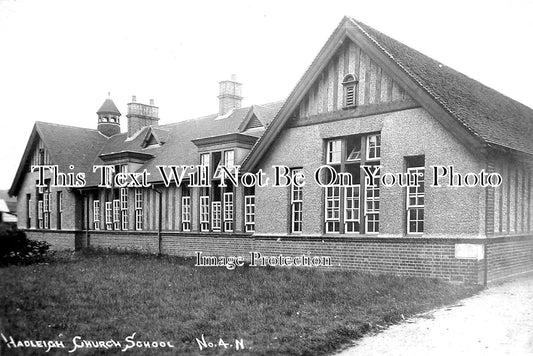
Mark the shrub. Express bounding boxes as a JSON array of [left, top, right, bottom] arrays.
[[0, 227, 50, 266]]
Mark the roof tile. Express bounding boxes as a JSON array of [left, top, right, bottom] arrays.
[[350, 17, 533, 154]]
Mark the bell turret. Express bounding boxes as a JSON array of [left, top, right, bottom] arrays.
[[97, 94, 121, 137]]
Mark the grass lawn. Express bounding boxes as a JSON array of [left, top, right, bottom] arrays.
[[0, 250, 482, 355]]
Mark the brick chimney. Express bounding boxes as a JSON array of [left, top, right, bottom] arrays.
[[126, 96, 159, 137], [218, 74, 242, 115]]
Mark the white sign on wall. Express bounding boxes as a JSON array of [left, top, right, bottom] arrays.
[[455, 244, 485, 260]]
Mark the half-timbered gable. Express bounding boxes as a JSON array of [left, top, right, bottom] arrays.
[[292, 38, 415, 125]]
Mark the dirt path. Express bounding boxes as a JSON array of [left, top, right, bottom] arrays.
[[335, 275, 533, 356]]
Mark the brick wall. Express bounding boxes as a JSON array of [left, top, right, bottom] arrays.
[[26, 230, 78, 250], [81, 231, 485, 284], [27, 229, 533, 284], [486, 235, 533, 283], [89, 231, 159, 253], [252, 237, 483, 283]]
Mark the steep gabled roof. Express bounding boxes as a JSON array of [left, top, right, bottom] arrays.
[[351, 18, 533, 155], [242, 17, 533, 171], [36, 122, 107, 169], [8, 122, 107, 196], [149, 127, 170, 145], [238, 101, 284, 132]]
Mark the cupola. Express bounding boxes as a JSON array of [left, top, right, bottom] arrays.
[[97, 94, 121, 137]]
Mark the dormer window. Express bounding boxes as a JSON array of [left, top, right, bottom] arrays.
[[145, 134, 159, 147], [342, 74, 358, 108], [200, 153, 210, 167], [366, 134, 381, 161], [224, 150, 234, 167], [326, 140, 341, 164], [141, 127, 168, 148], [200, 153, 210, 180], [213, 150, 235, 179]]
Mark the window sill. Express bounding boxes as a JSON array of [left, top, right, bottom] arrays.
[[342, 105, 358, 110]]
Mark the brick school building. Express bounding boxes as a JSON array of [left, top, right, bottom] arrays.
[[9, 17, 533, 284]]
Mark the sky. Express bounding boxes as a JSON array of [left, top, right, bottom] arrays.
[[1, 0, 532, 190]]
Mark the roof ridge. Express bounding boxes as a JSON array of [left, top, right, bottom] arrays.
[[35, 121, 100, 132], [159, 101, 284, 128], [253, 100, 286, 109]]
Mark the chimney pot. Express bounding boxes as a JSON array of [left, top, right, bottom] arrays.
[[150, 99, 155, 106], [132, 95, 137, 102]]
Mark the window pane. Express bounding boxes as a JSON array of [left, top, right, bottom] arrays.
[[327, 140, 341, 164], [366, 134, 381, 160], [291, 168, 303, 233], [365, 164, 380, 233], [406, 167, 424, 234], [224, 151, 234, 167], [200, 153, 210, 167]]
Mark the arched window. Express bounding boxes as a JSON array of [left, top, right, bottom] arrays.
[[342, 74, 358, 108]]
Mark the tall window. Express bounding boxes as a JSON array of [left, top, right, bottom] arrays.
[[182, 186, 191, 231], [38, 201, 43, 229], [200, 195, 210, 232], [105, 202, 113, 230], [135, 189, 143, 231], [223, 192, 233, 232], [182, 197, 191, 231], [113, 199, 121, 230], [93, 200, 100, 230], [365, 167, 380, 234], [344, 186, 360, 233], [324, 133, 379, 234], [244, 186, 255, 232], [37, 180, 51, 230], [325, 185, 340, 233], [43, 192, 50, 229], [364, 134, 380, 233], [26, 194, 32, 229], [120, 188, 128, 230], [342, 74, 358, 108], [203, 150, 235, 233], [212, 201, 221, 232], [199, 155, 211, 232], [290, 168, 303, 233], [406, 156, 425, 234], [57, 191, 63, 230]]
